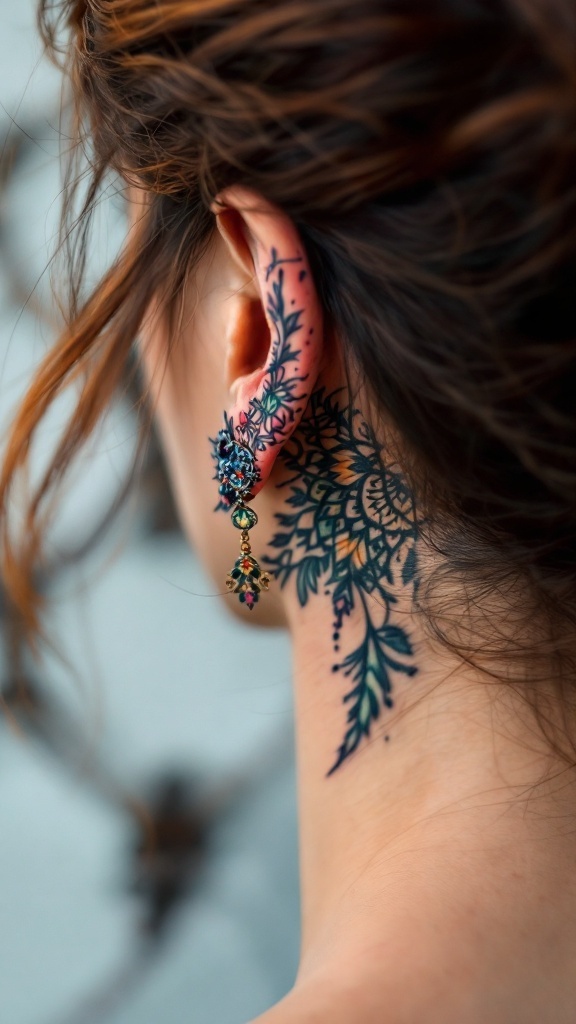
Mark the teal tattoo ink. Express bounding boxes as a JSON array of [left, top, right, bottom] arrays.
[[265, 388, 419, 774]]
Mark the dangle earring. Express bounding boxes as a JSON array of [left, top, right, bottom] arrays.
[[214, 423, 271, 610]]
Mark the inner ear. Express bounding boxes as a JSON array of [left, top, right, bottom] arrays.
[[217, 207, 256, 277], [226, 296, 270, 388]]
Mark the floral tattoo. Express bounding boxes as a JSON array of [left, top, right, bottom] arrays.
[[211, 252, 309, 509], [210, 248, 419, 771], [264, 389, 419, 775]]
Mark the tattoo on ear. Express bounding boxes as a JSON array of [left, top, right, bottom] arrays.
[[264, 246, 304, 282], [264, 389, 419, 775], [211, 249, 309, 508]]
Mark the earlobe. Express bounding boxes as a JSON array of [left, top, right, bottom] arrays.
[[213, 187, 324, 499]]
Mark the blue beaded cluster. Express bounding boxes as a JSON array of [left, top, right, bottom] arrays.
[[215, 428, 258, 506]]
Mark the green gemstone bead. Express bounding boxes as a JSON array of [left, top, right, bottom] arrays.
[[231, 505, 258, 531]]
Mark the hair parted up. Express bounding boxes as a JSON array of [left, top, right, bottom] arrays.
[[1, 0, 575, 702]]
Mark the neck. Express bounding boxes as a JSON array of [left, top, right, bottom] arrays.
[[291, 608, 564, 937], [287, 598, 576, 1022], [262, 385, 576, 1011]]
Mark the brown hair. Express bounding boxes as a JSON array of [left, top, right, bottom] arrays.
[[2, 1, 575, 698]]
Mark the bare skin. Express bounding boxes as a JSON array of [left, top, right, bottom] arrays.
[[135, 187, 576, 1023]]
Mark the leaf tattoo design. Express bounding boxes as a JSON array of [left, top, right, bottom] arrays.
[[211, 253, 309, 509], [264, 246, 304, 282], [264, 389, 419, 774]]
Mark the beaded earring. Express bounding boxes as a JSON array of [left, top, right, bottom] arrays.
[[214, 425, 271, 610]]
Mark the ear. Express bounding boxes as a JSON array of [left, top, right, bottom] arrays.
[[211, 185, 323, 502]]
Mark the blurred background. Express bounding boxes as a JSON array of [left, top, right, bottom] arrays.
[[0, 4, 299, 1023]]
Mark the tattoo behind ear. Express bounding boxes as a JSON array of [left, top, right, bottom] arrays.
[[211, 250, 309, 485], [264, 389, 419, 775]]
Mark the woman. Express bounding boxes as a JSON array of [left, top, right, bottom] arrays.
[[2, 1, 576, 1020]]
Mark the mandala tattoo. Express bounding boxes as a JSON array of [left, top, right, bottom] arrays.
[[264, 389, 419, 775], [211, 251, 309, 510], [210, 247, 418, 768]]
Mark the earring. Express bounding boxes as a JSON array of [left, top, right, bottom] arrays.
[[214, 423, 271, 610]]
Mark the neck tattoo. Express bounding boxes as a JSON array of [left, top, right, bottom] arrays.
[[264, 388, 419, 775]]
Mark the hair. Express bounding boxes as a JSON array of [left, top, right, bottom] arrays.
[[1, 0, 575, 722]]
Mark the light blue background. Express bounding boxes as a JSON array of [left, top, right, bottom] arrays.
[[0, 5, 299, 1022]]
